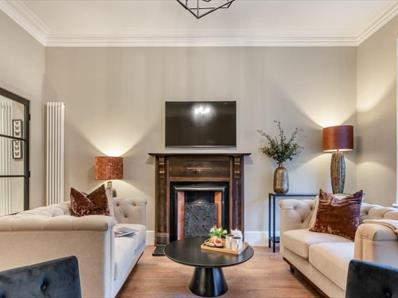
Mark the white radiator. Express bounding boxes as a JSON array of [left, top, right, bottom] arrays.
[[46, 102, 65, 205], [0, 98, 12, 216]]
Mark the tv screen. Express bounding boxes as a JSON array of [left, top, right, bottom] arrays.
[[165, 101, 236, 147]]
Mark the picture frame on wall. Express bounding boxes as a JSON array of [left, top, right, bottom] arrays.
[[12, 119, 23, 138], [12, 140, 23, 160]]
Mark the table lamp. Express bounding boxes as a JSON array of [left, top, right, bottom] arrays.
[[322, 125, 354, 194], [95, 156, 123, 198]]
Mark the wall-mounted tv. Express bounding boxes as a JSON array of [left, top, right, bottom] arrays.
[[165, 101, 236, 148]]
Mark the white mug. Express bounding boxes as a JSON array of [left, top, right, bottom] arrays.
[[231, 236, 243, 251], [225, 234, 233, 249]]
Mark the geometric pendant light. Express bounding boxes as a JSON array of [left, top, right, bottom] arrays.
[[177, 0, 236, 19]]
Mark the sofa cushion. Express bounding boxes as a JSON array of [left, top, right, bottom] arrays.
[[70, 185, 110, 217], [309, 242, 354, 290], [309, 193, 357, 229], [283, 229, 351, 259], [113, 224, 146, 282], [310, 190, 363, 240]]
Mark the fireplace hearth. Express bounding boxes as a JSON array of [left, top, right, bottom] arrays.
[[149, 153, 250, 256]]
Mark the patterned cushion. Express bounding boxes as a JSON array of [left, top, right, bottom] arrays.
[[70, 185, 110, 217], [310, 189, 363, 240]]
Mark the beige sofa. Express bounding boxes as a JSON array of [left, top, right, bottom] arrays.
[[280, 199, 398, 298], [0, 197, 147, 298]]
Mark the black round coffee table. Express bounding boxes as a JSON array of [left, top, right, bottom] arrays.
[[164, 237, 254, 297]]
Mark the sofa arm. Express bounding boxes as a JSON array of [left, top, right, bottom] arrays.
[[355, 223, 398, 267], [113, 197, 147, 225], [0, 216, 114, 297], [279, 199, 315, 255], [0, 214, 115, 231]]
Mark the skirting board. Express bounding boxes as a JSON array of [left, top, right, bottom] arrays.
[[145, 230, 280, 247]]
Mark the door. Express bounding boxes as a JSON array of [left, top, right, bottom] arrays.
[[0, 87, 30, 215]]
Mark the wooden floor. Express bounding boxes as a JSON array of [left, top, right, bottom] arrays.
[[118, 246, 319, 298]]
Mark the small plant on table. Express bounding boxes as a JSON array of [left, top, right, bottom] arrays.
[[205, 226, 227, 247]]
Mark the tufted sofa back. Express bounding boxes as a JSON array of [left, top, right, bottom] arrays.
[[20, 202, 71, 217], [113, 197, 147, 225], [16, 198, 147, 226], [360, 203, 398, 221], [279, 199, 398, 233]]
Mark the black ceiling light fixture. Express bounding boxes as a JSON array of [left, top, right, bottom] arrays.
[[177, 0, 236, 19]]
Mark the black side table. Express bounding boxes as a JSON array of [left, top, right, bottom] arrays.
[[268, 193, 317, 253]]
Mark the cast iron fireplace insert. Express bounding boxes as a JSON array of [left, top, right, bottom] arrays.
[[169, 183, 229, 242]]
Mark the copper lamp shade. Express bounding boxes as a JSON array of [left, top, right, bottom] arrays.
[[323, 125, 354, 152], [95, 156, 123, 180]]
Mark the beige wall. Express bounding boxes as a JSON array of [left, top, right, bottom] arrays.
[[2, 6, 397, 229], [45, 47, 357, 231], [0, 11, 45, 209], [357, 16, 398, 206]]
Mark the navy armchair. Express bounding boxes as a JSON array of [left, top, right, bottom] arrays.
[[346, 260, 398, 298], [0, 256, 81, 298]]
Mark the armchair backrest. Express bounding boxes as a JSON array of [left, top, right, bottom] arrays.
[[0, 256, 81, 298], [346, 260, 398, 298]]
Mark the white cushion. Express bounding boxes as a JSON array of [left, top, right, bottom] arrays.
[[283, 229, 351, 259], [309, 242, 354, 289], [113, 224, 146, 282]]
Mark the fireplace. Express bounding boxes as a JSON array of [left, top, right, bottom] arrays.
[[149, 153, 250, 255], [170, 183, 228, 241]]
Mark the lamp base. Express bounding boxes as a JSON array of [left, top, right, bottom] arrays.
[[331, 152, 345, 194], [106, 181, 117, 198]]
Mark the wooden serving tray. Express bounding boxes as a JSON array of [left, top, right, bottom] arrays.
[[200, 242, 248, 255]]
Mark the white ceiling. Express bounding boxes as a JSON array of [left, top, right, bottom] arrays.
[[1, 0, 398, 47]]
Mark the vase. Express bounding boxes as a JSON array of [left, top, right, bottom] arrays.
[[273, 165, 289, 194]]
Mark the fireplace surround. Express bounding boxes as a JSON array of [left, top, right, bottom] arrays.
[[149, 153, 250, 255]]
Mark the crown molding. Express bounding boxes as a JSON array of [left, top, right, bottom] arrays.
[[0, 0, 49, 45], [45, 33, 358, 47], [1, 1, 398, 47], [357, 2, 398, 45]]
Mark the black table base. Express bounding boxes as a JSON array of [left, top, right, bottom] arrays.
[[152, 245, 166, 256], [189, 267, 228, 297], [164, 238, 253, 297]]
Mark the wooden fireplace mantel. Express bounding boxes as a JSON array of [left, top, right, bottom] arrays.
[[149, 152, 251, 249], [149, 152, 251, 157]]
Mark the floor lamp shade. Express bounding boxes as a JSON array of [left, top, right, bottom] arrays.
[[322, 125, 354, 194], [95, 157, 123, 180], [323, 125, 354, 152]]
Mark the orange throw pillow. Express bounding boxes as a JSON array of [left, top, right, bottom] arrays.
[[310, 189, 363, 240], [70, 185, 110, 217]]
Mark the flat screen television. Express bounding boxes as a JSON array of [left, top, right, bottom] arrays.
[[165, 101, 236, 147]]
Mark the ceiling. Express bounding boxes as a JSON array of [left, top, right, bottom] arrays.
[[1, 0, 398, 47]]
